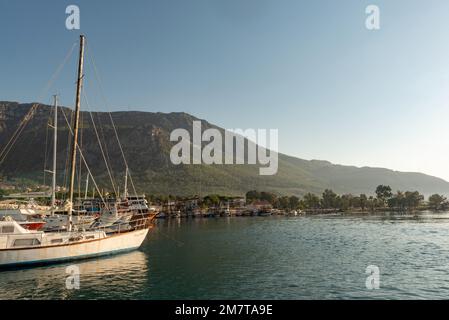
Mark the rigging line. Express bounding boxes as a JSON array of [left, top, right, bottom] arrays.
[[0, 104, 37, 161], [41, 42, 78, 103], [77, 111, 83, 199], [82, 92, 118, 196], [0, 42, 78, 167], [43, 96, 57, 186], [0, 104, 38, 166], [87, 44, 138, 197], [60, 107, 105, 205], [95, 110, 116, 190], [126, 167, 138, 198], [83, 42, 117, 189], [43, 103, 52, 186], [61, 108, 74, 200], [0, 107, 28, 160], [85, 40, 138, 197]]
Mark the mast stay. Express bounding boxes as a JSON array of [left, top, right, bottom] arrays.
[[67, 35, 85, 231]]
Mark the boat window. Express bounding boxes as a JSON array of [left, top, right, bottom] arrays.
[[13, 238, 41, 247], [85, 235, 95, 240], [51, 238, 63, 244], [0, 226, 15, 234]]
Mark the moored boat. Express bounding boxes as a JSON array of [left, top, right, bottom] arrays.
[[0, 35, 154, 268], [17, 221, 46, 231], [42, 211, 97, 232], [258, 210, 272, 217], [0, 218, 151, 267], [155, 211, 167, 219]]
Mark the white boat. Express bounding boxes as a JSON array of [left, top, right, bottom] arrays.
[[127, 195, 149, 213], [191, 209, 202, 218], [0, 207, 47, 230], [42, 211, 97, 232], [0, 199, 50, 217], [258, 209, 273, 216], [221, 202, 231, 216], [0, 219, 150, 267], [0, 208, 41, 222], [156, 211, 167, 219], [90, 203, 133, 232], [288, 210, 300, 216], [0, 35, 153, 268], [171, 210, 181, 218]]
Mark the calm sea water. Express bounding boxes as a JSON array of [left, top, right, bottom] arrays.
[[2, 212, 449, 300]]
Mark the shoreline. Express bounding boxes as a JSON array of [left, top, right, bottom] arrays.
[[154, 207, 446, 220]]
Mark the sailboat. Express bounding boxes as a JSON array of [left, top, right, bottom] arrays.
[[35, 95, 97, 232], [0, 35, 154, 268]]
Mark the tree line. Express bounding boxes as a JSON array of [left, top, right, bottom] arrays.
[[2, 184, 448, 212], [245, 185, 449, 212]]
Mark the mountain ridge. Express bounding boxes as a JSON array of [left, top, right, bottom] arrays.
[[1, 101, 448, 197]]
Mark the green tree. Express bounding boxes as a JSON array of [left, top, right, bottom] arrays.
[[204, 194, 220, 206], [321, 189, 338, 209], [278, 196, 290, 210], [246, 190, 261, 203], [359, 194, 368, 211], [303, 193, 320, 209], [260, 191, 277, 205], [428, 194, 447, 210], [340, 194, 353, 211], [350, 195, 360, 208], [288, 196, 300, 210], [404, 191, 424, 210], [388, 191, 406, 210], [367, 196, 376, 211], [375, 185, 393, 205]]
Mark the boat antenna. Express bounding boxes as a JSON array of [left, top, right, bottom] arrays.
[[51, 95, 58, 215], [68, 34, 85, 231], [84, 172, 89, 200], [124, 166, 128, 199]]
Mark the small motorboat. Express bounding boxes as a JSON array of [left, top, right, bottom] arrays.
[[258, 210, 272, 217], [155, 211, 167, 219]]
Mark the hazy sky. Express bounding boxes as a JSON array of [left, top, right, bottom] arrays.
[[1, 0, 449, 181]]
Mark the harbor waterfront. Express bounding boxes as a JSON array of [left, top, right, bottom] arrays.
[[2, 212, 449, 300]]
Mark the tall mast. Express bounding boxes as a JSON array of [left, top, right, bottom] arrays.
[[51, 95, 58, 216], [68, 34, 85, 231]]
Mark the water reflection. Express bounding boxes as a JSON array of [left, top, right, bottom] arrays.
[[4, 212, 449, 299], [0, 250, 149, 300]]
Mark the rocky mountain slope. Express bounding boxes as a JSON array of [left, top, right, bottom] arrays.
[[1, 101, 448, 197]]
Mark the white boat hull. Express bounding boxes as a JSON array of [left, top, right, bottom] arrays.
[[0, 228, 149, 268]]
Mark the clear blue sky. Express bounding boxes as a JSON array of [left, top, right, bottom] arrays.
[[2, 0, 449, 181]]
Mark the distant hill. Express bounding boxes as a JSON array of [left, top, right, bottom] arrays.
[[1, 101, 449, 197]]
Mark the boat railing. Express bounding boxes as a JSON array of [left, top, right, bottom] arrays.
[[1, 217, 154, 249], [86, 216, 153, 235]]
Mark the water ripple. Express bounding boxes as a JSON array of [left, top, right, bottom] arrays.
[[2, 212, 449, 299]]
